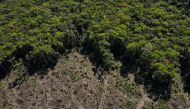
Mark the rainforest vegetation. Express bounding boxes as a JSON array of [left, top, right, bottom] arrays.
[[0, 0, 190, 98]]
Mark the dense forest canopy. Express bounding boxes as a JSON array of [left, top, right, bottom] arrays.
[[0, 0, 190, 96]]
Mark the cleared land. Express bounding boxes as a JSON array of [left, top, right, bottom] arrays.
[[0, 51, 189, 109]]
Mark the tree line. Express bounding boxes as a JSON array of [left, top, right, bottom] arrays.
[[0, 0, 190, 97]]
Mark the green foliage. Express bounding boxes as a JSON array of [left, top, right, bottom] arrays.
[[1, 0, 190, 94]]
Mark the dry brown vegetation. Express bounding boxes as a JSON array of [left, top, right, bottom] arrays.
[[0, 51, 189, 109]]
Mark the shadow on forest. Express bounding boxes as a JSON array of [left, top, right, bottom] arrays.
[[180, 69, 190, 93], [179, 53, 190, 93], [120, 63, 171, 100], [0, 58, 58, 80], [24, 55, 59, 75], [81, 46, 171, 100], [0, 61, 11, 79], [111, 44, 172, 100], [0, 45, 63, 80], [182, 74, 190, 93], [134, 71, 172, 100]]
